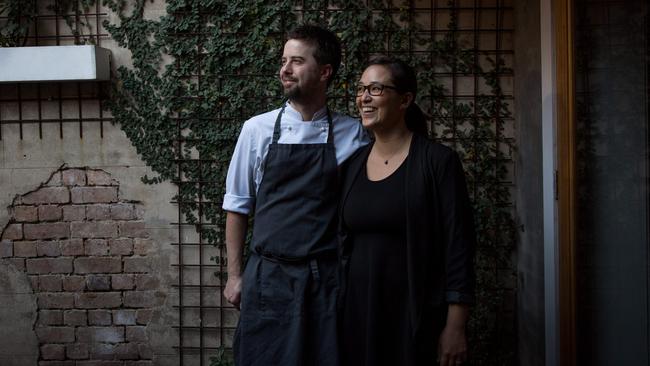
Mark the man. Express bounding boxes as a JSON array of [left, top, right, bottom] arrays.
[[221, 25, 368, 366]]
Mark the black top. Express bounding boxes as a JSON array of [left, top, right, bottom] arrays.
[[341, 160, 412, 366], [338, 134, 476, 342]]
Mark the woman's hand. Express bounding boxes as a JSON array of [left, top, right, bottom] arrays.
[[437, 303, 469, 366]]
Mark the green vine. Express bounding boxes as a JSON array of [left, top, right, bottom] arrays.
[[0, 0, 37, 46], [0, 0, 98, 46], [0, 0, 516, 364]]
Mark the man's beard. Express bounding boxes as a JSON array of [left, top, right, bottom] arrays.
[[283, 83, 304, 100]]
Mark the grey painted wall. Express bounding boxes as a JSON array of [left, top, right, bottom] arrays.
[[514, 0, 546, 365]]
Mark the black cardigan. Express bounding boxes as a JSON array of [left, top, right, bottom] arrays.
[[339, 133, 476, 336]]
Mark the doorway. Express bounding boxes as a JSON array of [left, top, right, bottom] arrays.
[[569, 0, 650, 364]]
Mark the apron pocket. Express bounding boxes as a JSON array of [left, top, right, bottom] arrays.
[[259, 259, 308, 319]]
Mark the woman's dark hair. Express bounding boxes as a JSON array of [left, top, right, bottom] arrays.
[[287, 24, 342, 87], [366, 55, 428, 135]]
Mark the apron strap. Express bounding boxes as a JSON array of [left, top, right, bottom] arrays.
[[271, 101, 335, 144], [272, 102, 287, 143], [325, 107, 334, 144]]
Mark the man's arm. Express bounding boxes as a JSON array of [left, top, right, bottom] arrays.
[[223, 211, 248, 310]]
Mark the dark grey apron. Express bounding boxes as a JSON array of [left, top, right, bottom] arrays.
[[234, 103, 340, 366]]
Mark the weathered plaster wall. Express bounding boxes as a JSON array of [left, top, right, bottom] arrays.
[[0, 120, 180, 366], [0, 0, 187, 364]]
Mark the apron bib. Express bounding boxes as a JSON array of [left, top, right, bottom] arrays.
[[234, 103, 340, 366]]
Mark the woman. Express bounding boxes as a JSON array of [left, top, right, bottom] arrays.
[[339, 56, 476, 366]]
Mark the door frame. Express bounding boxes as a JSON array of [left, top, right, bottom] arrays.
[[554, 0, 577, 364]]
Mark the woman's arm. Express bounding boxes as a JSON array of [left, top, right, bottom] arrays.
[[438, 303, 470, 366]]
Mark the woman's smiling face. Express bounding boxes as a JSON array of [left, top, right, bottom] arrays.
[[356, 65, 409, 132]]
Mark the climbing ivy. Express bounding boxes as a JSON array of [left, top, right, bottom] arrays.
[[0, 0, 37, 46], [0, 0, 516, 364]]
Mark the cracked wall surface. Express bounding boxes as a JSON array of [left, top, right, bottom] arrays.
[[0, 167, 175, 366]]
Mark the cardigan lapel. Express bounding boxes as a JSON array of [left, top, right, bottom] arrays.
[[339, 142, 372, 219]]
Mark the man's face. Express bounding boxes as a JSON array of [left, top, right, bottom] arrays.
[[279, 39, 326, 101]]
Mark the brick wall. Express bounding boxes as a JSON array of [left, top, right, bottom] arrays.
[[0, 167, 162, 366]]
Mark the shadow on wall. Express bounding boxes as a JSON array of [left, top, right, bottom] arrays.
[[0, 166, 163, 365]]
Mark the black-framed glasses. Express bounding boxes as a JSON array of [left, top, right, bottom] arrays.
[[355, 83, 399, 96]]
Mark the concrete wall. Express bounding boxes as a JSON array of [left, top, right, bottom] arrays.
[[0, 121, 180, 366], [0, 1, 232, 364], [514, 0, 546, 365], [0, 2, 182, 363]]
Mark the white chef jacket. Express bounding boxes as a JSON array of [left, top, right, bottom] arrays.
[[222, 102, 369, 215]]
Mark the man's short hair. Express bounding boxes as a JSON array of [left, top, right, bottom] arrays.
[[287, 24, 342, 86]]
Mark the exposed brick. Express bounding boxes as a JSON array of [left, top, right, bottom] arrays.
[[45, 171, 62, 187], [39, 275, 63, 292], [35, 326, 75, 343], [3, 223, 23, 240], [89, 342, 117, 360], [71, 222, 117, 239], [88, 309, 112, 325], [135, 309, 153, 325], [38, 205, 63, 221], [84, 239, 109, 256], [124, 291, 163, 308], [86, 204, 111, 220], [110, 203, 135, 220], [38, 310, 63, 325], [133, 238, 152, 255], [62, 205, 86, 221], [74, 257, 121, 274], [109, 238, 133, 255], [75, 292, 122, 309], [62, 169, 87, 186], [0, 239, 12, 257], [63, 275, 86, 291], [134, 206, 145, 220], [64, 310, 87, 326], [135, 274, 159, 290], [123, 257, 151, 273], [21, 187, 70, 205], [29, 275, 39, 289], [86, 275, 111, 291], [14, 240, 37, 257], [37, 293, 74, 309], [76, 326, 125, 343], [115, 342, 139, 360], [118, 221, 148, 238], [14, 205, 38, 222], [37, 241, 62, 257], [8, 257, 25, 270], [86, 170, 115, 186], [60, 239, 84, 256], [137, 345, 153, 360], [127, 361, 154, 366], [71, 187, 118, 204], [39, 361, 75, 366], [77, 361, 122, 366], [111, 274, 134, 290], [24, 222, 69, 240], [125, 326, 147, 342], [66, 342, 89, 359], [27, 257, 73, 274], [113, 309, 137, 325], [41, 344, 66, 360]]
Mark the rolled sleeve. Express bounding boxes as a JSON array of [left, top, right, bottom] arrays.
[[222, 193, 255, 215], [445, 290, 475, 304]]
